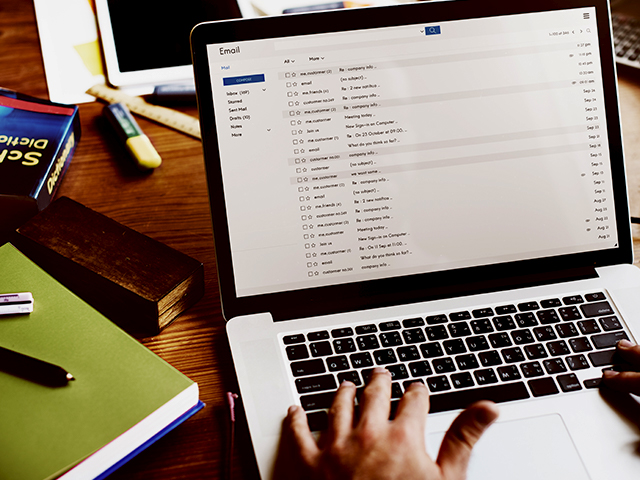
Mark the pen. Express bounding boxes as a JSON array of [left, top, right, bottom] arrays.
[[103, 102, 162, 170], [0, 345, 75, 387]]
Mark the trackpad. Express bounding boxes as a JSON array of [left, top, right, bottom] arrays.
[[427, 414, 590, 480]]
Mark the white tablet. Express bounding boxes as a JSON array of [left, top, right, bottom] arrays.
[[94, 0, 246, 94]]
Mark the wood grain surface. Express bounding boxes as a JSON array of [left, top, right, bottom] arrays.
[[4, 1, 640, 479]]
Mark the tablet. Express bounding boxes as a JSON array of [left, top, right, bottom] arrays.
[[95, 0, 244, 93]]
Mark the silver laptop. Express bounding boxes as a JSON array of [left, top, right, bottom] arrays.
[[191, 1, 640, 478]]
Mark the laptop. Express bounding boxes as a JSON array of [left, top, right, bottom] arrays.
[[190, 0, 640, 478]]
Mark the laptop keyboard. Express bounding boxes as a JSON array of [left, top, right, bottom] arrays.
[[280, 291, 629, 431]]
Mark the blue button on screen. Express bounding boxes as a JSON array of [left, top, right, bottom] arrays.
[[425, 26, 441, 35], [223, 74, 266, 86]]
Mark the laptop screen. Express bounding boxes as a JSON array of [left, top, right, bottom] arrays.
[[192, 0, 630, 319]]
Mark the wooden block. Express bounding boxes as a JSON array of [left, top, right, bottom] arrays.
[[12, 196, 204, 337]]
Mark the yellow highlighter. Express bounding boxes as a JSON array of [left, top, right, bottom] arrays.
[[103, 102, 162, 170]]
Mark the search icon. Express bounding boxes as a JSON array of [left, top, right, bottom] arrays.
[[586, 28, 591, 33], [425, 25, 441, 36]]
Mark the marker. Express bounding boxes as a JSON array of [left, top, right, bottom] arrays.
[[150, 84, 197, 104], [0, 292, 33, 315], [103, 102, 162, 170], [0, 345, 74, 387]]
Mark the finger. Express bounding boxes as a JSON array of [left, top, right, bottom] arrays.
[[327, 381, 357, 442], [286, 405, 321, 465], [602, 369, 640, 395], [613, 340, 640, 371], [358, 367, 392, 430], [437, 401, 499, 480], [393, 381, 430, 431]]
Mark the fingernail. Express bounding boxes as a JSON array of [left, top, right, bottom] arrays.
[[340, 380, 355, 388], [618, 339, 634, 348], [603, 369, 620, 379], [288, 405, 298, 415], [406, 380, 426, 389], [373, 367, 390, 375]]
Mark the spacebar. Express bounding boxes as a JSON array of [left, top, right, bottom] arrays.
[[429, 382, 530, 414]]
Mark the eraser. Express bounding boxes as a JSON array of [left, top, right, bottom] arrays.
[[0, 292, 34, 315]]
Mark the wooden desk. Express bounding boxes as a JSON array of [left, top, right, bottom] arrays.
[[4, 1, 640, 479]]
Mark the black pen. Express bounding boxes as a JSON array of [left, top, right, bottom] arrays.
[[0, 345, 75, 387]]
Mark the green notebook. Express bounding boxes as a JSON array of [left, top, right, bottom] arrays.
[[0, 243, 200, 480]]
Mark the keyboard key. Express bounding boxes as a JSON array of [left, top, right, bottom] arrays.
[[391, 382, 404, 399], [511, 329, 535, 345], [356, 324, 377, 334], [455, 354, 479, 370], [489, 332, 512, 348], [310, 341, 333, 357], [589, 349, 616, 367], [291, 359, 326, 377], [333, 338, 356, 354], [559, 307, 581, 321], [524, 344, 548, 360], [493, 315, 516, 331], [591, 331, 629, 349], [540, 298, 562, 308], [578, 320, 601, 335], [502, 347, 525, 363], [528, 377, 559, 397], [543, 358, 567, 374], [533, 326, 557, 342], [420, 342, 444, 358], [518, 302, 540, 311], [580, 301, 614, 318], [350, 352, 374, 368], [449, 311, 471, 322], [331, 327, 354, 338], [403, 317, 425, 328], [474, 368, 498, 385], [428, 381, 530, 413], [337, 370, 362, 386], [357, 334, 380, 350], [451, 372, 475, 389], [301, 391, 335, 410], [306, 411, 329, 431], [515, 312, 538, 328], [566, 354, 589, 370], [585, 292, 606, 302], [479, 350, 502, 367], [426, 314, 448, 325], [402, 328, 426, 344], [521, 361, 544, 378], [397, 345, 420, 361], [444, 339, 467, 355], [562, 295, 584, 305], [557, 373, 582, 392], [556, 323, 579, 338], [497, 365, 521, 381], [427, 375, 451, 392], [283, 334, 305, 344], [408, 360, 433, 377], [472, 308, 494, 318], [466, 335, 490, 351], [386, 364, 409, 381], [380, 331, 403, 347], [448, 322, 471, 338], [326, 355, 350, 372], [426, 325, 449, 341], [537, 309, 560, 325], [584, 378, 601, 389], [471, 319, 494, 334], [600, 316, 622, 331], [296, 374, 336, 393], [287, 344, 309, 360], [546, 340, 570, 356], [374, 348, 397, 365], [379, 321, 401, 331], [569, 337, 593, 353], [495, 305, 517, 314], [307, 331, 330, 341], [432, 357, 456, 373]]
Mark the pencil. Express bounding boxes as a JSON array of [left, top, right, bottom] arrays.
[[0, 345, 74, 387]]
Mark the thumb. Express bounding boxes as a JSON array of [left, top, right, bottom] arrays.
[[436, 401, 499, 480]]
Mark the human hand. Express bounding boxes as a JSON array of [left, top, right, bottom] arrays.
[[274, 367, 499, 480], [602, 339, 640, 395]]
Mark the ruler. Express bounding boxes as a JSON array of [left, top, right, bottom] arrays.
[[86, 84, 201, 140]]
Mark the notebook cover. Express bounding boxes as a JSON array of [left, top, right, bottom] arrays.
[[0, 243, 198, 480]]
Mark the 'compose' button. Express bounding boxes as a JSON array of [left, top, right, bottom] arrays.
[[223, 74, 266, 86]]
